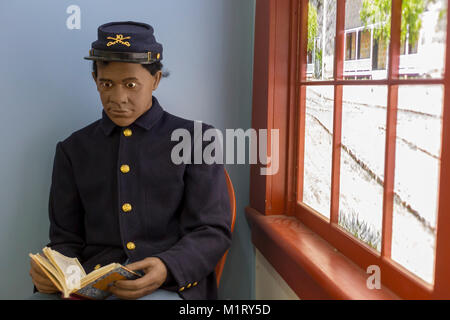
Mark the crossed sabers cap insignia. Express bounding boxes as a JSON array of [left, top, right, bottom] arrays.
[[107, 34, 131, 47]]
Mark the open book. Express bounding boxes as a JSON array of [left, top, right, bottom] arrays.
[[29, 247, 141, 300]]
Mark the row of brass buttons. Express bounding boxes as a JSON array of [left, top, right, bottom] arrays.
[[179, 281, 198, 292], [123, 128, 136, 252], [121, 128, 196, 290]]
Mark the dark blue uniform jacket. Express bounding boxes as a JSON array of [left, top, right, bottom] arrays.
[[46, 96, 232, 299]]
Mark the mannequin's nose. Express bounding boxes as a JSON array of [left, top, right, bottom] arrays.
[[110, 85, 128, 105]]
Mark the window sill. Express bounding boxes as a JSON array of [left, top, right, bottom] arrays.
[[246, 207, 400, 300]]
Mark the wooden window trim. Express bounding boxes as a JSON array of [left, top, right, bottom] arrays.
[[248, 0, 450, 299]]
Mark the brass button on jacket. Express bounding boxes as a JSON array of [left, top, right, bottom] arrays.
[[120, 165, 130, 174], [123, 128, 133, 137], [126, 242, 136, 250], [122, 203, 132, 213]]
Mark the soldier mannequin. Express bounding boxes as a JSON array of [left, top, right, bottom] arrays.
[[28, 21, 231, 300]]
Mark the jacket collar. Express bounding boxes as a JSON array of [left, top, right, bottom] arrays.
[[100, 96, 164, 136]]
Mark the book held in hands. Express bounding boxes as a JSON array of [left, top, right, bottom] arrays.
[[29, 247, 141, 300]]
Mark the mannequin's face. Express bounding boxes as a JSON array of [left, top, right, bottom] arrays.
[[92, 61, 162, 127]]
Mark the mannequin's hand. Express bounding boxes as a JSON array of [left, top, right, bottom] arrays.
[[29, 258, 59, 294], [108, 257, 168, 300]]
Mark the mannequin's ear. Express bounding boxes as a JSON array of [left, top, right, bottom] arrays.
[[152, 71, 162, 90]]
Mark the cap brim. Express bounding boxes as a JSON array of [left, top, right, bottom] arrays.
[[83, 56, 158, 65]]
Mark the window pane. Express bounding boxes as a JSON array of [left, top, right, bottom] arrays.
[[358, 29, 371, 59], [399, 0, 447, 79], [345, 32, 357, 60], [307, 0, 336, 81], [391, 85, 443, 284], [303, 86, 334, 218], [338, 86, 388, 251], [345, 0, 391, 80]]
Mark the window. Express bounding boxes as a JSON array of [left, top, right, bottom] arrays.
[[345, 31, 357, 60], [307, 0, 336, 81], [358, 29, 371, 59], [296, 0, 449, 298], [372, 34, 389, 71], [303, 86, 334, 217]]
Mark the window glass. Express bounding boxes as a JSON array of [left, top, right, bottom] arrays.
[[303, 86, 335, 218], [345, 0, 391, 79], [307, 0, 337, 81], [338, 86, 387, 251], [399, 0, 447, 79], [391, 85, 444, 284]]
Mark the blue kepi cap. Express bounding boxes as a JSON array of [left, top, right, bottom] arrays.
[[84, 21, 163, 64]]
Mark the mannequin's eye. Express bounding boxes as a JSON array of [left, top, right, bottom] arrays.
[[126, 82, 137, 89], [101, 82, 112, 88]]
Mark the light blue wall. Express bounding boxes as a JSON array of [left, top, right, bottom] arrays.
[[0, 0, 255, 299]]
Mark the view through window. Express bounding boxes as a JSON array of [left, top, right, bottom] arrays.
[[302, 0, 447, 284]]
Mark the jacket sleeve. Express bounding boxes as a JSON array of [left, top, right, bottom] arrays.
[[153, 125, 232, 290], [46, 142, 85, 259]]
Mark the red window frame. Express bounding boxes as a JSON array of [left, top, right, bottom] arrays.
[[248, 0, 450, 299]]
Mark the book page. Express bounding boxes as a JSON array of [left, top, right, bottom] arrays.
[[43, 247, 86, 293], [44, 247, 87, 279], [80, 263, 119, 287]]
